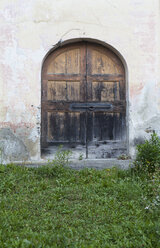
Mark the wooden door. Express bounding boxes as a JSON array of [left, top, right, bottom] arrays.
[[41, 42, 126, 158], [86, 43, 126, 158]]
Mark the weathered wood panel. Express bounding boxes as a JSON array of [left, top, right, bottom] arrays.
[[47, 81, 66, 101], [66, 49, 80, 74], [47, 53, 66, 74], [47, 48, 80, 74], [47, 81, 83, 101], [47, 112, 86, 143], [67, 81, 83, 101], [91, 81, 120, 101], [87, 44, 124, 75]]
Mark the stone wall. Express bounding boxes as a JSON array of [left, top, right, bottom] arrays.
[[0, 0, 160, 162]]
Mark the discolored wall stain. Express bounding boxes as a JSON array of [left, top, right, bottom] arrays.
[[0, 128, 29, 163]]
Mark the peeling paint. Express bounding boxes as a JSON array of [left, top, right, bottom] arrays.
[[0, 128, 29, 163], [0, 122, 35, 133]]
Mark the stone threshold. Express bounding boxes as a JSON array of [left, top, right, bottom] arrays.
[[13, 159, 133, 170]]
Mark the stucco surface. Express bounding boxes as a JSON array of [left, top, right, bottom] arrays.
[[0, 0, 160, 162]]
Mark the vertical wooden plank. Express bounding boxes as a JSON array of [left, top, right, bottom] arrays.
[[79, 42, 88, 156], [47, 53, 66, 74], [66, 48, 80, 74], [48, 112, 85, 143], [79, 112, 86, 145], [67, 81, 81, 101], [80, 42, 87, 101], [119, 80, 126, 100], [87, 112, 93, 142], [93, 113, 113, 141], [41, 79, 48, 148], [47, 81, 67, 101], [85, 42, 89, 158]]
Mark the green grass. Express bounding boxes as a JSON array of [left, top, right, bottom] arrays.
[[0, 164, 159, 248]]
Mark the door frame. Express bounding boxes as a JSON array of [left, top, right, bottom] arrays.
[[40, 38, 129, 157]]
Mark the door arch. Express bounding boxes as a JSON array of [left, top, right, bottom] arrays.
[[41, 41, 126, 158]]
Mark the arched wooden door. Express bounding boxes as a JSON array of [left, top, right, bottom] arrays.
[[41, 42, 126, 158]]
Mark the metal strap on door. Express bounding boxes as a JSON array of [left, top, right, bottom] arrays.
[[70, 102, 113, 111]]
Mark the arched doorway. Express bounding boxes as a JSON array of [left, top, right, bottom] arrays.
[[41, 41, 126, 158]]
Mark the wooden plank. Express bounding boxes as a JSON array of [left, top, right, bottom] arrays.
[[80, 43, 88, 157], [42, 101, 126, 112], [47, 112, 86, 143], [47, 81, 66, 101], [67, 81, 83, 101], [91, 81, 120, 101], [91, 112, 126, 141], [66, 48, 80, 74], [87, 43, 125, 75], [44, 74, 81, 81], [41, 79, 48, 147], [47, 52, 66, 74], [119, 80, 126, 100], [87, 74, 123, 81], [42, 42, 85, 76]]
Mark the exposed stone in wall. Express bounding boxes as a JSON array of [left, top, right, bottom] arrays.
[[0, 128, 29, 163]]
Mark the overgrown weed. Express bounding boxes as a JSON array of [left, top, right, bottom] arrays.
[[0, 141, 159, 247], [133, 132, 160, 174], [132, 133, 160, 212], [36, 145, 72, 178]]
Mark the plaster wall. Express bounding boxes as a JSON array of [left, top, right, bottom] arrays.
[[0, 0, 160, 162]]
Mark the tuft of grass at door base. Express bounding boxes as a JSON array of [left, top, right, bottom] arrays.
[[0, 164, 159, 248]]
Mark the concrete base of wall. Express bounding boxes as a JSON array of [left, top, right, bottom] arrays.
[[68, 159, 133, 170], [14, 159, 133, 170]]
